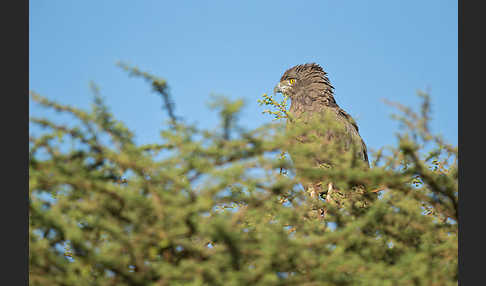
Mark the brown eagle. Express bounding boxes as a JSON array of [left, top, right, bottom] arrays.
[[274, 63, 370, 217]]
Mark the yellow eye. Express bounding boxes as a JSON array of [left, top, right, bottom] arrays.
[[289, 79, 296, 85]]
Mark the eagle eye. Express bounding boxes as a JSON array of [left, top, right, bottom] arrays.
[[288, 79, 296, 85]]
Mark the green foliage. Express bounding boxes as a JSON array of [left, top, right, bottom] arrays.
[[257, 92, 290, 121], [29, 66, 457, 285]]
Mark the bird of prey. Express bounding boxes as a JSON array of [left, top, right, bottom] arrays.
[[274, 63, 370, 217]]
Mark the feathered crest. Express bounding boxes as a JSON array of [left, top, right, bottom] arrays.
[[294, 63, 325, 74]]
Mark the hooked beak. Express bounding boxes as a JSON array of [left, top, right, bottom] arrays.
[[274, 82, 283, 94]]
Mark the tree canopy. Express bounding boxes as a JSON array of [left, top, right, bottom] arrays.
[[29, 65, 457, 285]]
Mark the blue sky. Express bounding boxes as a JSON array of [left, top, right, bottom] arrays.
[[30, 1, 457, 155]]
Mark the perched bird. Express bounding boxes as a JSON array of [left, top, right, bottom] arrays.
[[274, 63, 370, 217]]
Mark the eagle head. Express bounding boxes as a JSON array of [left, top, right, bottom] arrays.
[[273, 63, 334, 99]]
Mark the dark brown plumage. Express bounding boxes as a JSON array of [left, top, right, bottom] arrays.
[[274, 63, 369, 215]]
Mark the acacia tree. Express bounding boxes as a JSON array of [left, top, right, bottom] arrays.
[[29, 64, 457, 285]]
